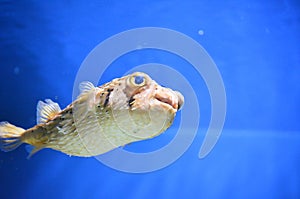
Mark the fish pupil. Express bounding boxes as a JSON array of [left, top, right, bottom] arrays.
[[134, 76, 144, 85]]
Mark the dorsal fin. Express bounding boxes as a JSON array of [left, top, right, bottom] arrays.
[[36, 99, 61, 124], [79, 81, 95, 95]]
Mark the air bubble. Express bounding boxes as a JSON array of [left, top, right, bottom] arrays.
[[198, 30, 204, 36]]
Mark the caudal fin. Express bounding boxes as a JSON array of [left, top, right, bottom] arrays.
[[0, 122, 25, 152]]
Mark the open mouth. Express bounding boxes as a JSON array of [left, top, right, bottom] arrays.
[[155, 93, 178, 110]]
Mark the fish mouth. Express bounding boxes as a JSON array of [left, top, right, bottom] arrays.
[[154, 89, 184, 111]]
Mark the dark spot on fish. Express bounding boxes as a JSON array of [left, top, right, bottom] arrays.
[[104, 89, 113, 107], [66, 109, 72, 114], [128, 96, 135, 107]]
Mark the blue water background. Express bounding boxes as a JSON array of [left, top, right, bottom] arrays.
[[0, 1, 299, 199]]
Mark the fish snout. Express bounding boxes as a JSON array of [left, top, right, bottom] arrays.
[[154, 88, 184, 111], [174, 91, 184, 110]]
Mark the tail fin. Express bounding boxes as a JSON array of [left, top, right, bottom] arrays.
[[0, 122, 25, 152]]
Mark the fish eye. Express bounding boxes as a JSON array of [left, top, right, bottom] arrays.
[[130, 75, 146, 86]]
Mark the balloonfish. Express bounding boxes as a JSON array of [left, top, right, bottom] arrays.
[[0, 72, 184, 157]]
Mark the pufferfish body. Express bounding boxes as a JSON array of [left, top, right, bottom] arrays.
[[0, 72, 184, 157]]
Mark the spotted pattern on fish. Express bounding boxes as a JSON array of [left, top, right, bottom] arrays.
[[0, 72, 184, 157]]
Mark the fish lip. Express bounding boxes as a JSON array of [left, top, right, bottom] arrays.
[[154, 93, 178, 110]]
